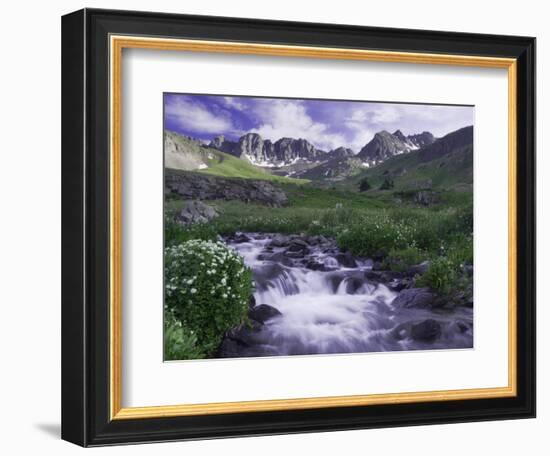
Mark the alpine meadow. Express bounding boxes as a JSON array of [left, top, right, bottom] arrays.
[[163, 94, 474, 360]]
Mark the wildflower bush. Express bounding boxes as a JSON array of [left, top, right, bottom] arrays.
[[165, 240, 253, 357], [336, 212, 415, 257]]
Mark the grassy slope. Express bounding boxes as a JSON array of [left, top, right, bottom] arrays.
[[342, 145, 473, 191], [199, 149, 307, 184], [165, 129, 306, 184]]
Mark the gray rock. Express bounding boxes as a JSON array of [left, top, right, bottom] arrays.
[[165, 169, 288, 207], [410, 319, 442, 342], [304, 260, 330, 271], [229, 233, 251, 244], [387, 277, 414, 292], [248, 304, 282, 324], [287, 239, 309, 255], [335, 252, 357, 268], [414, 190, 441, 206], [174, 200, 218, 225], [268, 234, 291, 247], [392, 287, 437, 309]]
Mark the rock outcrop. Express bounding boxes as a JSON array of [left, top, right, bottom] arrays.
[[165, 169, 288, 207], [174, 201, 218, 225]]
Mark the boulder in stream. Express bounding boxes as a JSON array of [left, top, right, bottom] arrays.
[[249, 304, 283, 324], [391, 287, 437, 309], [410, 319, 442, 342]]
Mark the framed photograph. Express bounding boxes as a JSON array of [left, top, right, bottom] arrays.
[[61, 8, 536, 446]]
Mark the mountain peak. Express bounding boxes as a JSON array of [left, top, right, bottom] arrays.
[[392, 129, 406, 140], [209, 132, 326, 167], [357, 129, 436, 166]]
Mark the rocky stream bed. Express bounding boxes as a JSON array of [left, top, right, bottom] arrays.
[[217, 232, 473, 358]]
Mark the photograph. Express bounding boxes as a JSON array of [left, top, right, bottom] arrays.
[[56, 5, 537, 447], [163, 93, 475, 360]]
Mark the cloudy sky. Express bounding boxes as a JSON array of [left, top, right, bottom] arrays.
[[164, 93, 473, 152]]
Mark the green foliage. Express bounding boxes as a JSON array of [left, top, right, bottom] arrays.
[[359, 177, 371, 192], [379, 177, 394, 190], [164, 240, 253, 357], [383, 246, 426, 272], [164, 314, 205, 360], [164, 217, 218, 247], [341, 144, 473, 192], [337, 213, 410, 257], [416, 256, 459, 294]]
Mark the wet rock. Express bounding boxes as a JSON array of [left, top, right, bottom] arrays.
[[305, 235, 328, 245], [258, 251, 293, 266], [392, 287, 437, 309], [411, 319, 442, 342], [269, 234, 291, 247], [464, 264, 474, 277], [287, 239, 309, 252], [343, 277, 366, 294], [364, 270, 384, 281], [452, 284, 474, 308], [327, 272, 368, 294], [229, 233, 251, 244], [174, 200, 218, 225], [248, 295, 256, 310], [253, 263, 287, 289], [335, 252, 357, 268], [249, 304, 283, 324], [304, 260, 329, 271], [387, 277, 414, 292], [284, 250, 306, 259], [217, 321, 264, 357], [455, 321, 471, 334], [391, 322, 411, 340]]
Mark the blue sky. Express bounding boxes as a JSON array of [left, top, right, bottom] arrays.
[[164, 93, 473, 152]]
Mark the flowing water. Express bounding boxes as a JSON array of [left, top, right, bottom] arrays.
[[224, 233, 473, 357]]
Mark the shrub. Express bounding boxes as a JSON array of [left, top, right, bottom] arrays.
[[380, 177, 394, 190], [164, 315, 205, 360], [417, 256, 458, 294], [446, 234, 474, 266], [359, 177, 371, 192], [165, 240, 253, 357]]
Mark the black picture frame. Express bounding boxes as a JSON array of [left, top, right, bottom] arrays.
[[62, 8, 536, 447]]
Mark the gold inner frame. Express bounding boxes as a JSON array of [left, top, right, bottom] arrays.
[[109, 35, 518, 420]]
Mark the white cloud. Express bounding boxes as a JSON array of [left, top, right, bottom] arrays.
[[250, 99, 345, 151], [222, 96, 246, 110], [165, 97, 237, 135], [343, 103, 473, 146]]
